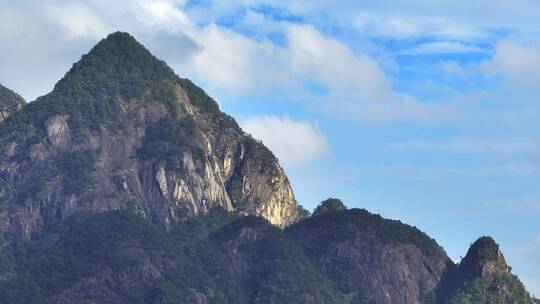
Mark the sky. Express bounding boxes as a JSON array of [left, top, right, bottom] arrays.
[[1, 0, 539, 296]]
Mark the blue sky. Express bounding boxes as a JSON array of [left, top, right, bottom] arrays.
[[0, 0, 539, 295]]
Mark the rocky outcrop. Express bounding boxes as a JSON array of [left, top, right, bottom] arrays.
[[0, 32, 301, 246], [458, 236, 511, 281], [286, 202, 451, 304], [0, 84, 24, 122], [437, 237, 536, 304]]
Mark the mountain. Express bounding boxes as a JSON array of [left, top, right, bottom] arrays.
[[0, 32, 302, 246], [0, 84, 25, 122], [0, 32, 536, 303]]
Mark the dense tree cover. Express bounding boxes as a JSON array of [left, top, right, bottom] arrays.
[[55, 149, 98, 195], [0, 32, 231, 143], [0, 203, 534, 303], [443, 273, 534, 304], [0, 84, 25, 111], [312, 198, 348, 216], [137, 116, 204, 165], [0, 209, 344, 304], [289, 205, 447, 261]]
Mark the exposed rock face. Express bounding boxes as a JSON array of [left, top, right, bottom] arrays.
[[437, 237, 536, 304], [286, 206, 451, 304], [458, 236, 510, 281], [0, 84, 24, 122], [0, 32, 301, 245]]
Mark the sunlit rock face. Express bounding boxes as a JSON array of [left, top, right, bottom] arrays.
[[0, 32, 302, 245]]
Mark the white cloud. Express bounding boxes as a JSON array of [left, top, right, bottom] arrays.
[[133, 0, 192, 31], [0, 0, 453, 123], [179, 22, 447, 123], [286, 24, 390, 100], [185, 24, 291, 92], [406, 41, 485, 55], [241, 116, 329, 165], [283, 25, 455, 122], [484, 42, 540, 90], [44, 2, 109, 39], [351, 13, 488, 41]]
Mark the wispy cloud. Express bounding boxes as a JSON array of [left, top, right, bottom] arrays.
[[385, 139, 538, 155], [241, 115, 329, 165]]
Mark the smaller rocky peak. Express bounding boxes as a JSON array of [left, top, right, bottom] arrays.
[[0, 84, 25, 122], [459, 236, 510, 280], [312, 198, 347, 216]]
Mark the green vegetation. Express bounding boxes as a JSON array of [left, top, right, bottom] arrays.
[[0, 209, 345, 303], [289, 207, 448, 261], [0, 84, 25, 113], [55, 150, 98, 195], [177, 78, 220, 114], [468, 236, 500, 263], [0, 32, 176, 140], [137, 116, 205, 166], [312, 198, 348, 216], [287, 206, 450, 301], [212, 216, 345, 304], [0, 211, 171, 303], [445, 273, 533, 304], [0, 32, 225, 146]]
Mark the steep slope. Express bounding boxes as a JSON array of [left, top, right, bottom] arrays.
[[286, 199, 452, 304], [0, 84, 25, 122], [0, 209, 343, 304], [0, 32, 301, 246], [437, 237, 535, 304]]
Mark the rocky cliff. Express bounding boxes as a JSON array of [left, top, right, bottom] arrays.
[[437, 237, 535, 304], [0, 32, 301, 246], [0, 84, 24, 122], [287, 199, 451, 304]]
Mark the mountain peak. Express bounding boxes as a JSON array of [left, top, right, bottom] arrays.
[[53, 31, 175, 100], [0, 32, 302, 242], [312, 198, 347, 216], [459, 236, 509, 280], [102, 31, 138, 44], [466, 237, 504, 264]]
